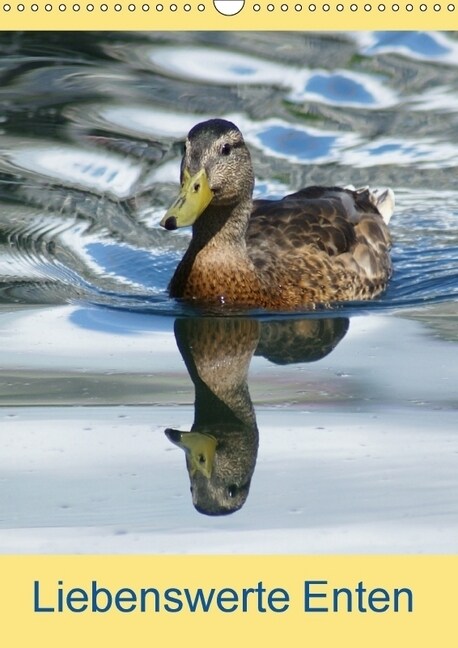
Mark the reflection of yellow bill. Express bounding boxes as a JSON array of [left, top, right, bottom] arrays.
[[166, 429, 217, 478], [2, 555, 457, 646]]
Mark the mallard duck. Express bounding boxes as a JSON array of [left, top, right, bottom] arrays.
[[160, 118, 394, 309]]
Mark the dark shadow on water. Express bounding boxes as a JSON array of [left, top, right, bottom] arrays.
[[166, 316, 348, 516]]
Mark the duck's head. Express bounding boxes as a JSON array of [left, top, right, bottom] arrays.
[[165, 427, 255, 516], [160, 119, 254, 231]]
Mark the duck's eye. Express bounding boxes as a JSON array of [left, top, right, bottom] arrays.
[[227, 484, 237, 498], [221, 143, 231, 156]]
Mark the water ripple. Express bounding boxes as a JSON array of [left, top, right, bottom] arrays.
[[0, 31, 457, 316], [143, 45, 292, 86], [288, 69, 398, 109], [0, 138, 145, 199], [355, 32, 458, 65]]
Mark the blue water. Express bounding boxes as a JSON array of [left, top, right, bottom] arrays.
[[0, 31, 457, 318], [0, 31, 457, 550]]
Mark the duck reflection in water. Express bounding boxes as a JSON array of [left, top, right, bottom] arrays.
[[165, 316, 348, 516]]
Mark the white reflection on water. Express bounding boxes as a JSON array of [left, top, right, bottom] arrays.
[[66, 103, 213, 140], [408, 86, 458, 113], [288, 69, 398, 109], [341, 137, 458, 169], [0, 308, 457, 553], [0, 139, 143, 198], [146, 44, 398, 110], [147, 45, 292, 86], [245, 118, 361, 164], [354, 31, 458, 65]]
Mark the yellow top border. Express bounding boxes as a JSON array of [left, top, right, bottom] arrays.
[[1, 1, 457, 30]]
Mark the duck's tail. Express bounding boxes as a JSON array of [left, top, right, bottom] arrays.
[[369, 187, 395, 225], [345, 185, 395, 225], [344, 185, 395, 225]]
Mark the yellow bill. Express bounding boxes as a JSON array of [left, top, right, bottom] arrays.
[[165, 429, 217, 478], [160, 168, 213, 230]]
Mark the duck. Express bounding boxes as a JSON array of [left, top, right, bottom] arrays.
[[165, 317, 260, 516], [165, 315, 349, 515], [160, 118, 394, 310]]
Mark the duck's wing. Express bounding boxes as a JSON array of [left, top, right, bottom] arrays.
[[249, 185, 391, 252], [251, 193, 350, 258], [247, 186, 392, 300]]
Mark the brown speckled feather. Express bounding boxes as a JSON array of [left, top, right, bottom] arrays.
[[246, 186, 392, 306]]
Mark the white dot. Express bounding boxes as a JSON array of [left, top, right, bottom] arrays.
[[73, 3, 80, 9], [170, 2, 177, 9], [309, 2, 316, 9], [295, 2, 302, 8], [128, 2, 135, 8], [406, 2, 413, 9], [87, 2, 94, 8], [378, 2, 385, 8], [44, 3, 52, 9], [184, 2, 191, 8], [59, 2, 66, 8], [100, 2, 108, 8], [198, 2, 205, 8], [31, 2, 38, 8], [267, 2, 274, 8], [281, 2, 288, 9], [214, 0, 243, 12], [323, 2, 330, 9], [364, 2, 371, 8], [392, 2, 399, 9], [142, 2, 149, 7], [156, 3, 163, 8], [253, 2, 260, 8], [350, 2, 358, 8], [447, 2, 454, 8], [337, 2, 343, 8]]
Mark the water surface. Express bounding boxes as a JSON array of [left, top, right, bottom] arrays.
[[0, 31, 457, 553]]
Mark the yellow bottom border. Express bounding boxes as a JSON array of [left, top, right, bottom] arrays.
[[1, 554, 456, 646]]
